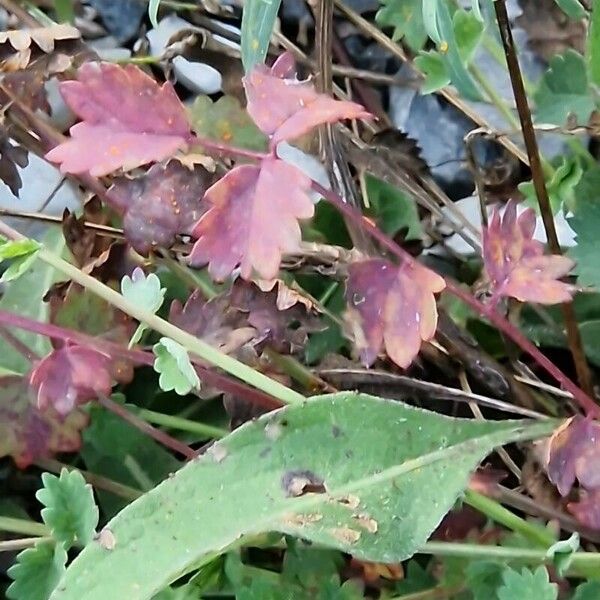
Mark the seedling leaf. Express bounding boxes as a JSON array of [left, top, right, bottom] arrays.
[[36, 468, 99, 549], [153, 337, 200, 395]]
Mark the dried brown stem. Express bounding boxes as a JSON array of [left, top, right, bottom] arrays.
[[493, 0, 595, 399]]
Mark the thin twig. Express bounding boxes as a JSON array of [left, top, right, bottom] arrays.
[[0, 325, 37, 363], [317, 368, 546, 419], [493, 0, 595, 399]]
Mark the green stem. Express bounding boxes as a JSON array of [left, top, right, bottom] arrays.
[[464, 489, 555, 547], [138, 408, 228, 439], [0, 516, 50, 537], [0, 220, 305, 406], [419, 542, 600, 568], [470, 64, 520, 129]]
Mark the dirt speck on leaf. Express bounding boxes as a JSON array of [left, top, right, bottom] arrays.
[[329, 526, 361, 544], [282, 470, 326, 497], [97, 528, 116, 550], [333, 494, 360, 509], [282, 512, 324, 527], [354, 513, 378, 533], [207, 443, 228, 463]]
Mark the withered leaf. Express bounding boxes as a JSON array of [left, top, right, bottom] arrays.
[[483, 200, 575, 303], [0, 24, 80, 54], [169, 289, 256, 356], [346, 259, 445, 368], [229, 280, 322, 353], [107, 161, 211, 255], [0, 376, 87, 468], [0, 132, 28, 196], [189, 158, 314, 281], [46, 62, 192, 176], [29, 345, 113, 416], [244, 52, 370, 146], [547, 416, 600, 496]]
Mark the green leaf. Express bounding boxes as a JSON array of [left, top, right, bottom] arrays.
[[497, 566, 557, 600], [241, 0, 282, 72], [36, 468, 99, 549], [0, 228, 64, 375], [53, 0, 75, 22], [422, 0, 442, 45], [545, 532, 579, 575], [148, 0, 161, 28], [554, 0, 586, 20], [393, 560, 436, 595], [82, 402, 180, 516], [376, 0, 427, 52], [522, 293, 600, 366], [121, 268, 165, 346], [51, 393, 556, 600], [572, 582, 600, 600], [304, 285, 346, 364], [415, 51, 450, 93], [588, 0, 600, 86], [465, 560, 505, 599], [0, 236, 41, 283], [454, 9, 485, 63], [534, 50, 595, 126], [153, 337, 200, 395], [7, 543, 67, 600], [189, 95, 267, 152], [568, 168, 600, 288], [519, 156, 583, 214], [435, 1, 482, 100], [366, 174, 423, 240]]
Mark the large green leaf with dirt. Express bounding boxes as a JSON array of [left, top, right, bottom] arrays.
[[51, 393, 555, 600]]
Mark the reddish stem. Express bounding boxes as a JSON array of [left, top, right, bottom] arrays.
[[192, 134, 270, 162], [0, 325, 38, 362], [0, 309, 282, 411], [311, 181, 600, 418], [96, 394, 197, 460]]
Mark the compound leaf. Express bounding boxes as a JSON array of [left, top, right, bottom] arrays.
[[345, 259, 445, 368], [483, 200, 575, 303], [46, 63, 191, 176], [243, 53, 369, 145], [189, 158, 314, 281], [36, 468, 99, 549], [51, 393, 555, 600]]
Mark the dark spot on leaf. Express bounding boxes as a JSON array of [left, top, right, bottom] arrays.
[[282, 470, 326, 497], [259, 446, 272, 458], [332, 425, 342, 438]]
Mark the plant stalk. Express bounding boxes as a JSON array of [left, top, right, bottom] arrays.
[[0, 516, 50, 537], [493, 0, 595, 399], [0, 537, 52, 552]]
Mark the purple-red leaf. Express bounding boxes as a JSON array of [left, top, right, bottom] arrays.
[[189, 158, 314, 281], [0, 376, 87, 468], [243, 52, 370, 145], [107, 162, 211, 255], [482, 200, 575, 303], [46, 62, 191, 176], [547, 416, 600, 496], [547, 416, 600, 530], [29, 344, 113, 416], [346, 259, 445, 368]]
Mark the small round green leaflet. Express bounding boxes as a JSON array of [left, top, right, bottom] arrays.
[[50, 394, 557, 600]]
